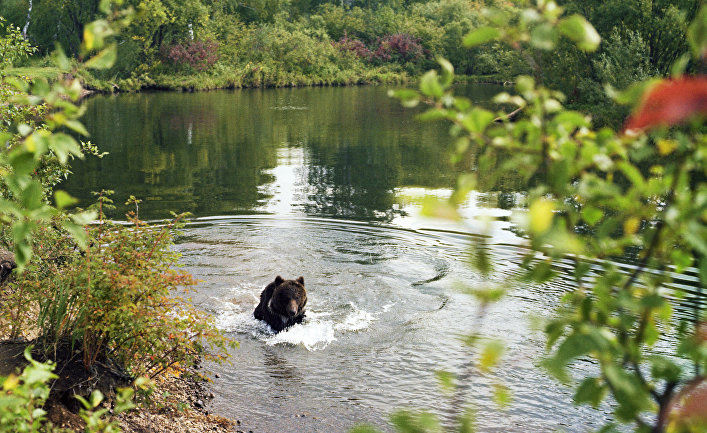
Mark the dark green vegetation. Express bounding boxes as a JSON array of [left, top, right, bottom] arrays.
[[366, 2, 707, 433], [1, 7, 235, 432], [1, 0, 706, 432], [0, 0, 700, 108]]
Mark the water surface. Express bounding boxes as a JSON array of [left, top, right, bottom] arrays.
[[62, 86, 700, 433]]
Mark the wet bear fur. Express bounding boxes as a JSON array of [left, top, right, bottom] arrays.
[[254, 276, 307, 332]]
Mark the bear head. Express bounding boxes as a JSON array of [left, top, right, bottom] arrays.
[[268, 275, 307, 319]]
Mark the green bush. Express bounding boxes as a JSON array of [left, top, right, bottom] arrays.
[[0, 347, 141, 433], [3, 195, 235, 377], [380, 2, 707, 433]]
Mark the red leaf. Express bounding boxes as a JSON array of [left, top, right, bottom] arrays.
[[624, 76, 707, 133]]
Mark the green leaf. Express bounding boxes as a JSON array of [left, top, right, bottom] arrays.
[[420, 196, 460, 220], [63, 221, 89, 250], [419, 70, 444, 98], [72, 210, 97, 225], [574, 377, 606, 408], [479, 340, 504, 372], [545, 320, 565, 349], [64, 120, 90, 136], [99, 0, 113, 14], [349, 425, 382, 433], [529, 198, 555, 234], [52, 44, 71, 71], [687, 6, 707, 59], [417, 108, 448, 122], [670, 250, 693, 273], [388, 89, 420, 108], [437, 57, 454, 88], [552, 111, 589, 130], [20, 181, 43, 210], [616, 161, 645, 189], [516, 76, 535, 93], [686, 221, 707, 255], [671, 54, 691, 77], [18, 123, 33, 137], [84, 43, 117, 69], [54, 190, 79, 209], [435, 370, 455, 393], [463, 108, 495, 134], [25, 131, 50, 156], [390, 410, 441, 433], [649, 356, 682, 382], [23, 361, 56, 385], [83, 20, 114, 52], [49, 133, 83, 165], [493, 383, 512, 408], [606, 79, 659, 106], [530, 23, 557, 50], [545, 333, 596, 381], [582, 206, 603, 226], [458, 407, 475, 433], [8, 150, 37, 177], [30, 78, 50, 97], [604, 364, 652, 421], [463, 26, 501, 48], [558, 15, 601, 52], [31, 408, 47, 419], [13, 239, 32, 272], [468, 238, 492, 276], [388, 89, 418, 100], [89, 390, 104, 408], [699, 256, 707, 288]]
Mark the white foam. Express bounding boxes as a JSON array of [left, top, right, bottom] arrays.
[[334, 308, 375, 332], [266, 320, 336, 351], [215, 293, 379, 351]]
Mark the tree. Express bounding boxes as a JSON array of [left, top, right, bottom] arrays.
[[374, 2, 707, 432]]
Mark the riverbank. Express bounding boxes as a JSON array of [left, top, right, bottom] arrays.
[[3, 64, 511, 94], [0, 242, 241, 433], [0, 341, 238, 433]]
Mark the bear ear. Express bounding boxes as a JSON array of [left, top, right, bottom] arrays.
[[274, 275, 284, 285], [296, 276, 304, 285]]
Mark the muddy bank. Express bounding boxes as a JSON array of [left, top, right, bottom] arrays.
[[1, 340, 240, 433]]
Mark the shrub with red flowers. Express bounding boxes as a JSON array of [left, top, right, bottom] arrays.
[[332, 32, 373, 61], [373, 33, 425, 64], [333, 32, 426, 65], [163, 38, 219, 72]]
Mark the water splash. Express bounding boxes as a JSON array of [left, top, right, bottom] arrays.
[[215, 289, 378, 351]]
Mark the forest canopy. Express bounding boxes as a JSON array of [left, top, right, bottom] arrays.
[[0, 0, 701, 118]]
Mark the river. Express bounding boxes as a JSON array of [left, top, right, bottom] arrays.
[[61, 85, 701, 433]]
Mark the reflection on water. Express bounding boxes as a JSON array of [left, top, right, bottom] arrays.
[[62, 86, 703, 433], [63, 85, 506, 221]]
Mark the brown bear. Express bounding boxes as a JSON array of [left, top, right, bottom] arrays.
[[254, 276, 307, 332]]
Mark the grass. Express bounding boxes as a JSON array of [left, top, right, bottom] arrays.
[[3, 64, 515, 95], [3, 66, 63, 81]]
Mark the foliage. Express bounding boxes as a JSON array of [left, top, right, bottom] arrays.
[[380, 1, 707, 432], [0, 347, 142, 433], [0, 2, 131, 272], [0, 18, 35, 69], [0, 348, 56, 432], [373, 34, 426, 64], [0, 0, 698, 94], [333, 33, 374, 61], [3, 194, 236, 376], [1, 3, 235, 431], [162, 38, 219, 72]]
